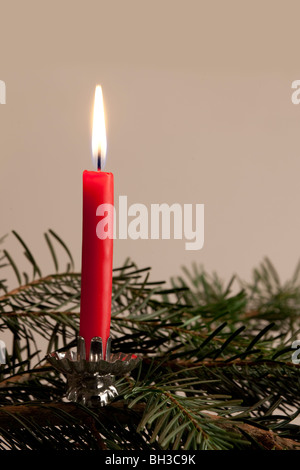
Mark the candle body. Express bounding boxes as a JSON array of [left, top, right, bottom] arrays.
[[80, 170, 114, 359]]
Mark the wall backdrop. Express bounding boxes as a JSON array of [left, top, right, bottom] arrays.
[[1, 0, 300, 289]]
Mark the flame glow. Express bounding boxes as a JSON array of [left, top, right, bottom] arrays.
[[92, 85, 107, 170]]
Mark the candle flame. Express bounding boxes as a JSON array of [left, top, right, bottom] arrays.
[[92, 85, 107, 170]]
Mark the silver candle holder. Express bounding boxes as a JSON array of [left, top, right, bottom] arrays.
[[47, 336, 141, 407]]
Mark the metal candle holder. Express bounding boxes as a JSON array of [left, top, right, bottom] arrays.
[[47, 336, 140, 407]]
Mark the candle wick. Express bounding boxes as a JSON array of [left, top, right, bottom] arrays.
[[97, 153, 101, 171]]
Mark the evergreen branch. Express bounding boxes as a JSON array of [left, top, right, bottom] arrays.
[[0, 401, 298, 450], [0, 231, 300, 450], [0, 274, 79, 303]]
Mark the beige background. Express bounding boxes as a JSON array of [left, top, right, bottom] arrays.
[[1, 0, 300, 288]]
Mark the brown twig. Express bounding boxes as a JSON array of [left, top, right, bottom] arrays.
[[0, 401, 143, 430], [206, 412, 300, 450], [0, 401, 299, 450], [0, 310, 79, 317]]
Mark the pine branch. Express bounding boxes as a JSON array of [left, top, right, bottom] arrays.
[[0, 401, 298, 450]]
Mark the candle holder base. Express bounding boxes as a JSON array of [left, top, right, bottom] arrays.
[[47, 336, 141, 407]]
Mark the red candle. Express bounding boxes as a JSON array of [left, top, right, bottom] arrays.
[[79, 86, 114, 360]]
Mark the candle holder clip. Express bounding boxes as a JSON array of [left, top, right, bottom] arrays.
[[47, 336, 140, 407]]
